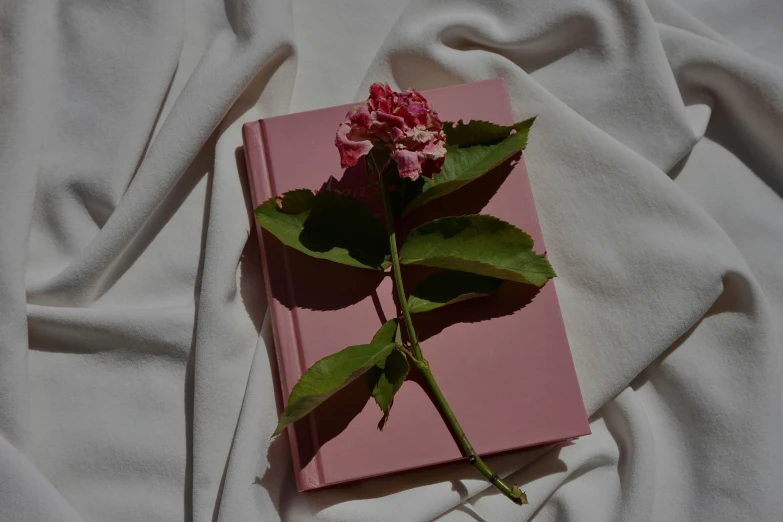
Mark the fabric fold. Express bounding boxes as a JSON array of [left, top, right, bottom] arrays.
[[1, 0, 781, 520]]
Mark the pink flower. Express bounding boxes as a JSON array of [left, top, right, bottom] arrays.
[[335, 83, 447, 181]]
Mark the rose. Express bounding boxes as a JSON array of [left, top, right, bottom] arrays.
[[335, 83, 447, 181]]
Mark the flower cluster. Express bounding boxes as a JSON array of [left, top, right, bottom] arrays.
[[335, 83, 447, 181]]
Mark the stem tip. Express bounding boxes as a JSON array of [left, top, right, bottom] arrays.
[[510, 485, 528, 505]]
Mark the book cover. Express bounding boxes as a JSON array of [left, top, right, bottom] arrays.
[[242, 78, 590, 492]]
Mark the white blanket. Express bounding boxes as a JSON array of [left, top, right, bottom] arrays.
[[1, 0, 781, 520]]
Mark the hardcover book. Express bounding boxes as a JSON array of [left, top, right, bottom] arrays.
[[242, 78, 590, 492]]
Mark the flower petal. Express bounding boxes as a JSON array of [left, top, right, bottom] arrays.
[[336, 83, 446, 180], [391, 149, 424, 181], [335, 123, 374, 168]]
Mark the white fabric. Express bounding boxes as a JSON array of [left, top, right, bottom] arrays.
[[1, 0, 781, 520]]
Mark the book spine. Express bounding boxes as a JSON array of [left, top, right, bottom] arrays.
[[242, 121, 323, 491]]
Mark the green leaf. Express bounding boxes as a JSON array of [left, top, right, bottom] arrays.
[[443, 119, 531, 147], [370, 320, 398, 344], [400, 215, 555, 286], [369, 347, 410, 415], [403, 118, 535, 215], [273, 320, 398, 436], [255, 189, 390, 270], [279, 188, 315, 214], [408, 271, 503, 313]]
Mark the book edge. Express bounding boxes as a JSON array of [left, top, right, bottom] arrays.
[[242, 121, 325, 491], [255, 78, 506, 125], [496, 81, 592, 434], [301, 429, 592, 492]]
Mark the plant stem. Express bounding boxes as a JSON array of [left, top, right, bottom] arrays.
[[378, 184, 423, 363], [378, 175, 527, 506]]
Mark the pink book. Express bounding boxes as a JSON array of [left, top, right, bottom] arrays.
[[242, 78, 590, 492]]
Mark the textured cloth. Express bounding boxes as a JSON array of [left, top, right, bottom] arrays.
[[1, 0, 781, 521]]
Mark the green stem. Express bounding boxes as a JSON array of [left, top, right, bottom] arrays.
[[378, 174, 527, 506], [379, 182, 423, 362]]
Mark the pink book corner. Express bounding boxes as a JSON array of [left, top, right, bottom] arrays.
[[242, 78, 590, 492]]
